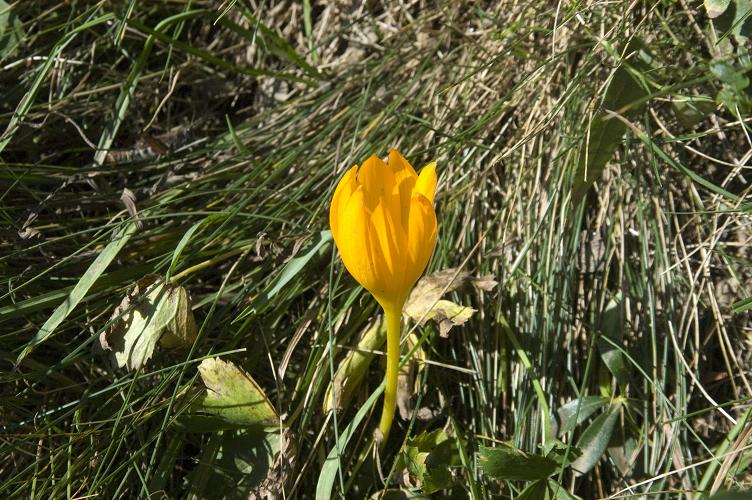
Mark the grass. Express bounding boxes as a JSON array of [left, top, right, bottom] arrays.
[[2, 0, 752, 498]]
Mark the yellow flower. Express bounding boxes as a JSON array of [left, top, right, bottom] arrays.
[[329, 149, 437, 445], [330, 149, 438, 311]]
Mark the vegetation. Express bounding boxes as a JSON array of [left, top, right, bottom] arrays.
[[2, 0, 751, 498]]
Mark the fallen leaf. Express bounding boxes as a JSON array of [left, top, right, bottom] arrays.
[[120, 188, 144, 229], [97, 275, 197, 370], [159, 286, 198, 348], [426, 299, 475, 337], [404, 268, 495, 336]]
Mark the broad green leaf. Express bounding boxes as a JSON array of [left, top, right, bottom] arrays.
[[712, 0, 752, 40], [705, 0, 732, 18], [570, 401, 623, 475], [187, 429, 291, 498], [17, 222, 138, 365], [189, 358, 278, 430], [607, 425, 638, 476], [477, 445, 558, 481], [598, 294, 630, 386], [518, 480, 549, 500], [547, 480, 583, 499], [0, 0, 25, 58], [543, 439, 582, 467], [573, 41, 650, 200], [711, 62, 749, 90], [557, 396, 609, 435], [323, 317, 385, 414]]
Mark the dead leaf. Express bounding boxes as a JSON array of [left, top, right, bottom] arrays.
[[17, 227, 41, 240], [404, 268, 496, 336], [250, 428, 296, 499], [429, 300, 476, 337], [96, 275, 198, 370], [159, 286, 198, 348], [397, 333, 426, 419], [120, 188, 143, 229]]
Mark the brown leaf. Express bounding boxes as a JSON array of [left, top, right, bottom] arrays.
[[404, 268, 496, 335], [397, 333, 425, 419], [120, 188, 144, 229]]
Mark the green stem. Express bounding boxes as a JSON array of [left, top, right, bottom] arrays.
[[168, 245, 251, 285], [378, 306, 402, 446]]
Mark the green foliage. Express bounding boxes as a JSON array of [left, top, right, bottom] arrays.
[[557, 396, 609, 435], [569, 400, 624, 475], [597, 294, 630, 390], [0, 0, 24, 58], [572, 39, 651, 200], [709, 0, 752, 39], [184, 358, 279, 431], [17, 222, 139, 364], [477, 444, 558, 481], [394, 429, 461, 494], [711, 58, 752, 114]]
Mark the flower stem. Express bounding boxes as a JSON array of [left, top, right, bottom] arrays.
[[378, 306, 402, 446]]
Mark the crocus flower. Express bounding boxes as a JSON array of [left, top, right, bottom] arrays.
[[330, 149, 437, 444]]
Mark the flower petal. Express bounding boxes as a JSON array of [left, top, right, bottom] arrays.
[[415, 162, 437, 204], [358, 154, 394, 211], [406, 193, 438, 288], [388, 149, 418, 177], [369, 194, 408, 289], [329, 165, 358, 241], [388, 149, 417, 228], [335, 187, 386, 296]]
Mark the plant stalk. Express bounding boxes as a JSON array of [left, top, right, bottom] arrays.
[[378, 306, 402, 446]]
